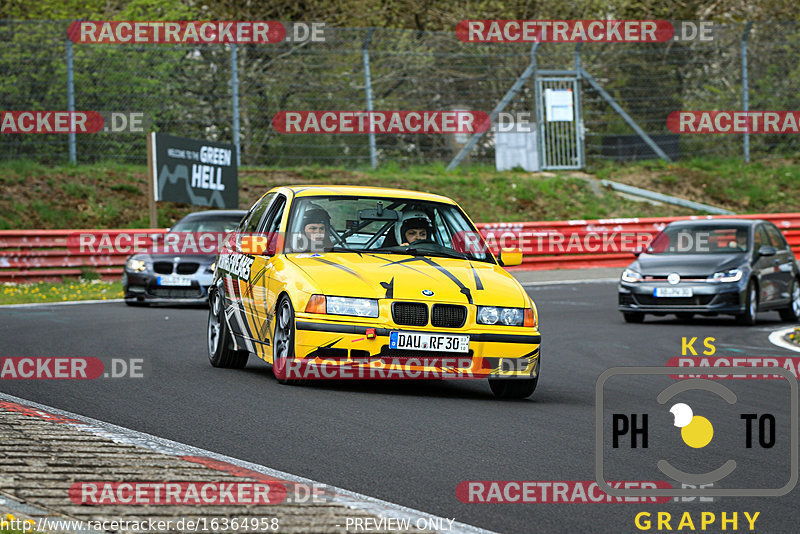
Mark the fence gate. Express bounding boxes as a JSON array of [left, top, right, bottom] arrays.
[[535, 75, 584, 169]]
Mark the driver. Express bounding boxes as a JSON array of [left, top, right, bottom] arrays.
[[297, 207, 331, 252], [395, 210, 433, 246]]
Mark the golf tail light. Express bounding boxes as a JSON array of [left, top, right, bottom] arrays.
[[524, 308, 536, 328], [305, 294, 326, 314]]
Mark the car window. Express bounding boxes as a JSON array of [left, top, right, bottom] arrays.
[[258, 195, 287, 255], [753, 225, 768, 251], [765, 224, 787, 249], [646, 225, 749, 254], [284, 195, 493, 263], [243, 193, 275, 234]]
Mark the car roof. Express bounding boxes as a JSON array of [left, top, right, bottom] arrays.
[[180, 209, 248, 219], [284, 185, 456, 204], [667, 219, 765, 228]]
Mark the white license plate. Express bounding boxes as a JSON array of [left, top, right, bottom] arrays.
[[389, 332, 470, 353], [157, 275, 192, 287], [654, 287, 693, 297]]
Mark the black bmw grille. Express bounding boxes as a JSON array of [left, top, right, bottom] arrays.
[[176, 262, 199, 275], [634, 295, 714, 306], [153, 261, 173, 274], [150, 287, 203, 298], [431, 304, 467, 328], [392, 302, 428, 326], [377, 346, 473, 363]]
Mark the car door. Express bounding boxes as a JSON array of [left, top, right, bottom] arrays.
[[753, 224, 781, 305], [241, 194, 287, 358], [764, 223, 794, 303], [222, 193, 274, 343]]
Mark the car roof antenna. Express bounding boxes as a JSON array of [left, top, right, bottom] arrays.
[[377, 201, 384, 216]]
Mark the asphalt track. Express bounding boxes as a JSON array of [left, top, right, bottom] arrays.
[[1, 281, 799, 533]]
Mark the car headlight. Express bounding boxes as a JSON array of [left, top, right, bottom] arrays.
[[709, 268, 743, 283], [207, 261, 216, 273], [126, 258, 147, 272], [323, 296, 379, 318], [621, 269, 643, 283], [477, 306, 524, 326]]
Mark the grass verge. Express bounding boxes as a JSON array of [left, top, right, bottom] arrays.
[[7, 157, 796, 230], [0, 280, 123, 305]]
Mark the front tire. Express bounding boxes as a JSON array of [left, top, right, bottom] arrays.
[[489, 359, 539, 399], [272, 296, 301, 385], [207, 290, 249, 368], [779, 278, 800, 322], [736, 280, 758, 326], [623, 312, 645, 323]]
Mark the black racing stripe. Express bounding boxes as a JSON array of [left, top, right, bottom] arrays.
[[417, 257, 473, 304], [312, 257, 368, 282], [469, 261, 484, 290], [367, 254, 436, 278], [303, 337, 343, 359], [380, 277, 394, 299], [243, 265, 269, 342], [295, 321, 540, 344]]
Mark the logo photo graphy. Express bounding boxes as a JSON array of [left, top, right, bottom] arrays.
[[3, 5, 800, 534]]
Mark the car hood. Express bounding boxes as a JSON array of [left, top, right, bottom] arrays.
[[633, 253, 746, 277], [287, 252, 527, 306]]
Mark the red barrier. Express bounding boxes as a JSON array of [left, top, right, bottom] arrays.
[[0, 229, 166, 283], [2, 213, 800, 282], [475, 213, 800, 271]]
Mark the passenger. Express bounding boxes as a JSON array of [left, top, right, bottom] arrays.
[[395, 211, 433, 246]]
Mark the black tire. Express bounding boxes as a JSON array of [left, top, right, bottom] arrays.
[[675, 312, 694, 320], [736, 280, 758, 326], [489, 358, 539, 399], [623, 312, 645, 323], [272, 296, 301, 385], [207, 290, 249, 368], [779, 278, 800, 322]]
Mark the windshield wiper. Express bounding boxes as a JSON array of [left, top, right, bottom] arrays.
[[403, 247, 470, 260]]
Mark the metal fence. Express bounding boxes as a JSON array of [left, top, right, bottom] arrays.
[[2, 20, 799, 168]]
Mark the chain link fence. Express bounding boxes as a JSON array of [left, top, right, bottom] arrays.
[[2, 20, 799, 167]]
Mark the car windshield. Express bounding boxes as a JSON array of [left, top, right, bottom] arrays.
[[285, 195, 494, 263], [170, 216, 242, 233], [647, 225, 749, 254]]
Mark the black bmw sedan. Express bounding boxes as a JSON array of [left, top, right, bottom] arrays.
[[123, 209, 246, 305], [618, 219, 800, 325]]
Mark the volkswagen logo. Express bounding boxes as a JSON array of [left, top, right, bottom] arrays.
[[421, 289, 434, 296], [667, 273, 681, 285]]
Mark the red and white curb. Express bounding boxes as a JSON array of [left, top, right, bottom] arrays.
[[0, 392, 495, 534], [769, 326, 800, 353]]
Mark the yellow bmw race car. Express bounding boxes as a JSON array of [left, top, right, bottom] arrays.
[[207, 186, 541, 398]]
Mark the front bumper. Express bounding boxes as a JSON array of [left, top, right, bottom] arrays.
[[123, 271, 213, 304], [618, 281, 745, 315], [289, 315, 541, 379]]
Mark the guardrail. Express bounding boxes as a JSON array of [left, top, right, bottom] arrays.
[[476, 213, 800, 271], [0, 229, 167, 283], [2, 213, 800, 282]]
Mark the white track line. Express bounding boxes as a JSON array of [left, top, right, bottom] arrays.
[[0, 299, 124, 309], [768, 327, 800, 353], [0, 392, 494, 534], [520, 278, 618, 287]]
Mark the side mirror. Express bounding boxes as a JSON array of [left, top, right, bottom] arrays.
[[498, 248, 523, 267], [757, 245, 777, 257]]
